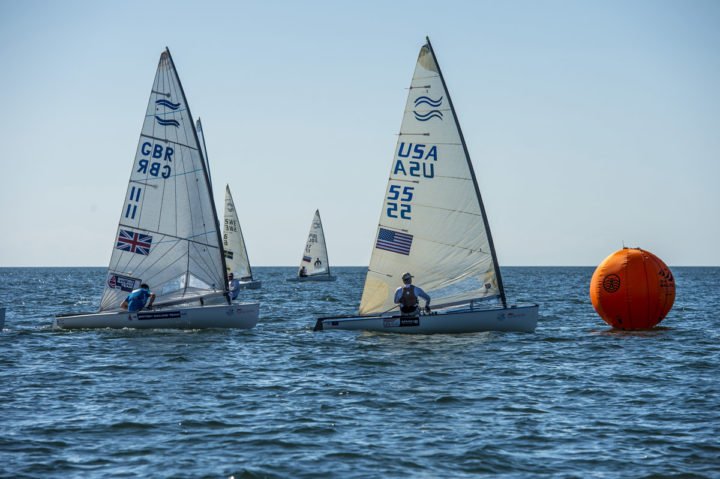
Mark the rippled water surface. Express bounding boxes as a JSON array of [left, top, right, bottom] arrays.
[[1, 267, 719, 478]]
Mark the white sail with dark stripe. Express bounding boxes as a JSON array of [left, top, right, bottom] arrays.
[[223, 185, 254, 281], [99, 49, 228, 311], [358, 39, 505, 315]]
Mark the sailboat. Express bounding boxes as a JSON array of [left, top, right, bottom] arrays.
[[54, 48, 260, 330], [287, 210, 336, 282], [223, 184, 261, 289], [314, 38, 538, 333], [197, 117, 260, 290]]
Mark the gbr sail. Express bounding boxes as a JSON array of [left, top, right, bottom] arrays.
[[358, 38, 506, 315], [99, 49, 228, 311]]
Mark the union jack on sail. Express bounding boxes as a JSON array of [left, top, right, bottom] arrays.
[[116, 229, 153, 255]]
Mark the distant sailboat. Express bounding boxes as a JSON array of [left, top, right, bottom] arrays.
[[223, 185, 261, 289], [54, 48, 260, 330], [288, 210, 336, 282], [315, 38, 538, 333]]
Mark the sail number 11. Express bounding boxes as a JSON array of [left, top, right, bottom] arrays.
[[387, 185, 414, 219]]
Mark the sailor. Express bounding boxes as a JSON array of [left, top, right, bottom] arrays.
[[228, 273, 241, 300], [121, 283, 156, 312], [299, 266, 308, 277], [394, 272, 431, 315]]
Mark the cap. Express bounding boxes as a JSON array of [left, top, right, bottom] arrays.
[[402, 272, 413, 281]]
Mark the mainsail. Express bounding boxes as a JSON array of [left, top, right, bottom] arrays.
[[299, 210, 331, 277], [223, 185, 254, 281], [99, 49, 228, 311], [358, 38, 506, 315]]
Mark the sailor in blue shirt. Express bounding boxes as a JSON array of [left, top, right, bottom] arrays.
[[228, 273, 240, 300], [394, 272, 431, 315], [121, 283, 156, 312]]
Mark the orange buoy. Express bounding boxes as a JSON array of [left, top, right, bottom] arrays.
[[590, 248, 675, 329]]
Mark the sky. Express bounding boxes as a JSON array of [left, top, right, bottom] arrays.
[[1, 0, 718, 267]]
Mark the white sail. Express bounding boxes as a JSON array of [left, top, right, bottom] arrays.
[[299, 210, 331, 277], [99, 49, 228, 311], [223, 185, 254, 281], [196, 117, 212, 188], [358, 39, 505, 315]]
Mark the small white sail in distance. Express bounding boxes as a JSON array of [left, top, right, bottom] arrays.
[[99, 48, 229, 311], [223, 184, 255, 281], [299, 210, 332, 277], [358, 38, 505, 315]]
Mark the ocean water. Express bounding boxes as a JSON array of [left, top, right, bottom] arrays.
[[1, 266, 718, 478]]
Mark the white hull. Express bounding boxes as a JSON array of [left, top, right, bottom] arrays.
[[238, 280, 262, 290], [287, 275, 337, 282], [315, 303, 538, 334], [53, 302, 259, 330]]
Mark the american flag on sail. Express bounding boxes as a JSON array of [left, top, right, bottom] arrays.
[[116, 229, 153, 255], [375, 228, 413, 255]]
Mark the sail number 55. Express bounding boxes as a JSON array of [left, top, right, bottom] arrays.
[[387, 185, 414, 219]]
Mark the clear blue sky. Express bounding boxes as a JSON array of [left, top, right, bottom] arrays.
[[1, 0, 718, 267]]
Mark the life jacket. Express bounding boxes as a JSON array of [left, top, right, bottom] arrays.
[[399, 285, 418, 314]]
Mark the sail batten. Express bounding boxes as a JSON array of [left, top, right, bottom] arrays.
[[358, 39, 505, 315]]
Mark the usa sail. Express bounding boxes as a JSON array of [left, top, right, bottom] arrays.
[[315, 38, 537, 333], [288, 210, 336, 282], [54, 48, 259, 329]]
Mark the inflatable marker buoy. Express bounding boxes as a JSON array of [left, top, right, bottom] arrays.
[[590, 248, 675, 329]]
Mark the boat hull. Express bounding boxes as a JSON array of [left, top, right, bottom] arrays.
[[315, 303, 538, 334], [286, 275, 337, 282], [53, 302, 260, 330], [238, 280, 262, 290]]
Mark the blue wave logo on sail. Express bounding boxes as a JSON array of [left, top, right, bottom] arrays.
[[155, 116, 180, 128], [155, 99, 181, 110], [413, 96, 443, 122]]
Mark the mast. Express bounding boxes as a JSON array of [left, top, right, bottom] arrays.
[[196, 117, 213, 189], [165, 48, 231, 304], [424, 37, 507, 307]]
